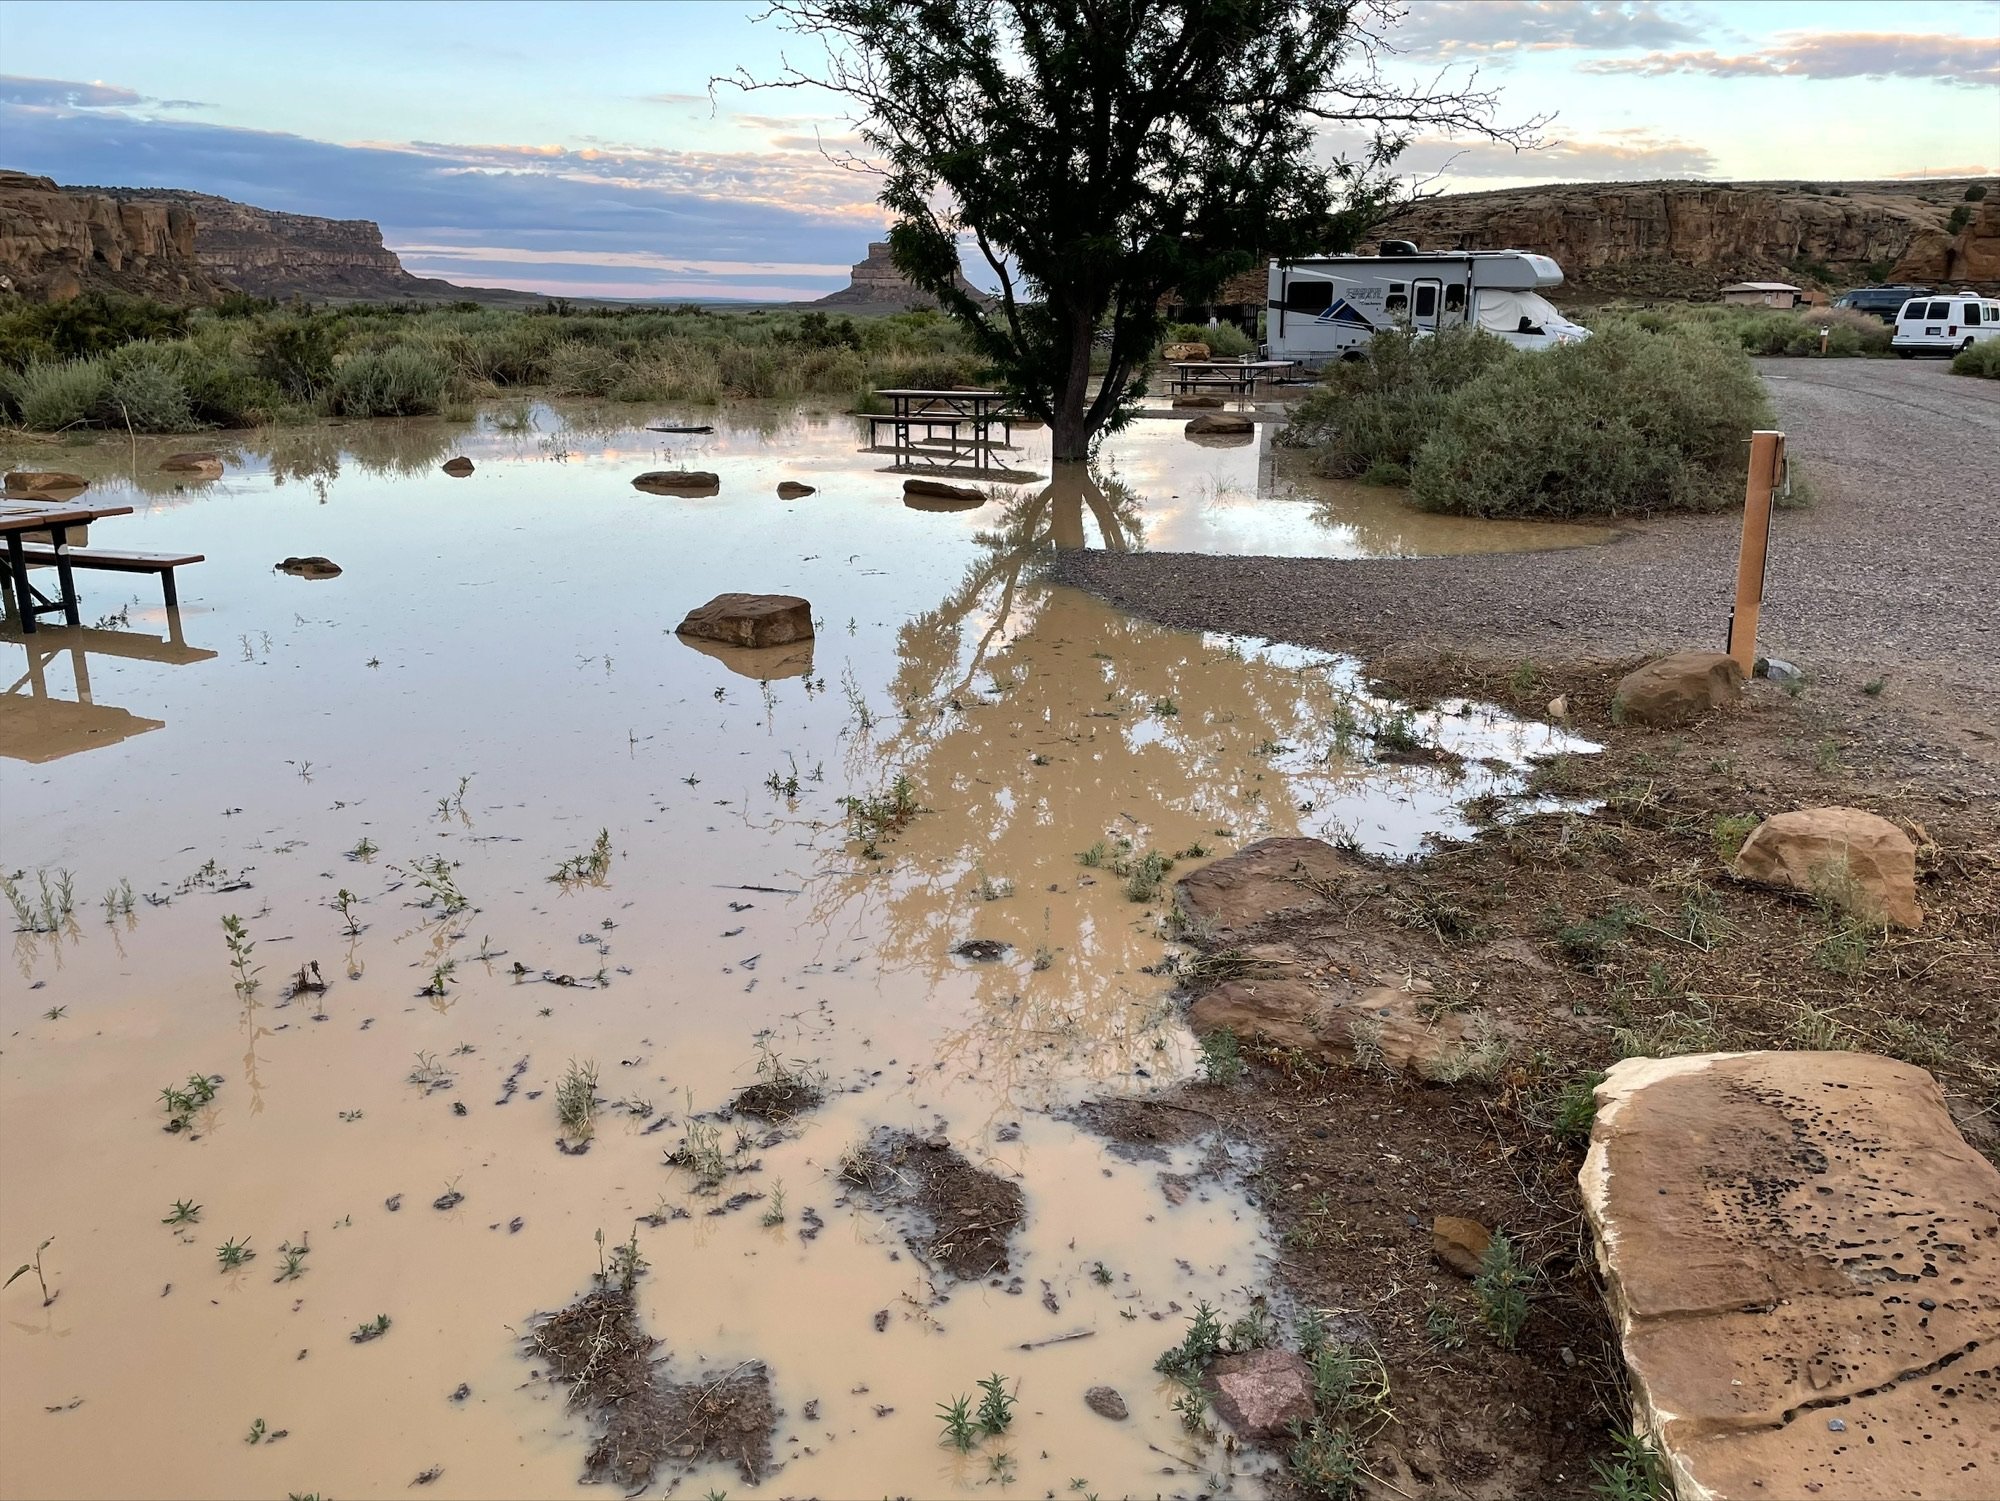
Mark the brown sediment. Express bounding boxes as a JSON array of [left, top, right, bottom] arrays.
[[726, 1077, 824, 1122], [838, 1128, 1026, 1281], [525, 1284, 776, 1487]]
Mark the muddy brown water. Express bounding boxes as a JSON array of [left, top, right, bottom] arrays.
[[1, 402, 1590, 1498]]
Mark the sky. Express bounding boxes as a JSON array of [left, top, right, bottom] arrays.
[[1, 0, 1995, 301]]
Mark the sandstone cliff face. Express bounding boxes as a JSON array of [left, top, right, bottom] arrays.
[[91, 187, 428, 299], [1375, 178, 1998, 296], [816, 241, 985, 309], [0, 170, 225, 302]]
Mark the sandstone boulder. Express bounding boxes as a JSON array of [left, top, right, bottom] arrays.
[[903, 478, 985, 510], [1161, 341, 1210, 361], [633, 470, 721, 496], [441, 456, 474, 477], [276, 556, 342, 579], [4, 469, 88, 496], [676, 593, 813, 650], [159, 451, 224, 477], [1175, 837, 1354, 935], [1432, 1215, 1492, 1278], [1613, 650, 1743, 727], [1203, 1349, 1313, 1441], [1190, 974, 1495, 1078], [1731, 806, 1922, 928], [1185, 412, 1253, 436], [1581, 1051, 2000, 1501], [1172, 393, 1226, 409], [776, 481, 816, 499]]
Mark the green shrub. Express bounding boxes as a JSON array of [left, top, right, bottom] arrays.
[[1946, 204, 1971, 234], [1966, 184, 1988, 202], [330, 346, 454, 417], [0, 292, 188, 368], [545, 340, 628, 397], [1951, 340, 2000, 378], [1408, 326, 1771, 519], [1277, 326, 1512, 480], [12, 358, 111, 430], [251, 316, 340, 400], [104, 347, 197, 432], [1159, 320, 1254, 358]]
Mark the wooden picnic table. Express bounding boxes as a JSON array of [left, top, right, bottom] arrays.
[[867, 388, 1017, 451], [1167, 359, 1301, 395], [1, 497, 136, 633]]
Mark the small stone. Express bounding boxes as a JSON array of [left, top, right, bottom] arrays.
[[1433, 1215, 1492, 1278], [1204, 1349, 1314, 1441], [441, 456, 474, 477], [777, 481, 816, 499], [1827, 1418, 1846, 1432], [1084, 1386, 1128, 1421], [1758, 655, 1804, 684], [277, 556, 342, 579], [1547, 694, 1569, 721]]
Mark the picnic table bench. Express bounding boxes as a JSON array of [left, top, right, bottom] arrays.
[[865, 388, 1018, 451]]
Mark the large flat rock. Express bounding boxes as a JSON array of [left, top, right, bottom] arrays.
[[1581, 1052, 2000, 1500], [1188, 973, 1494, 1078], [1173, 837, 1355, 937]]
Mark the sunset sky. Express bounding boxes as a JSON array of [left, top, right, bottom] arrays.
[[1, 0, 1993, 300]]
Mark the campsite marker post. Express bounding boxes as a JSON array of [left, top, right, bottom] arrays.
[[1727, 430, 1785, 675]]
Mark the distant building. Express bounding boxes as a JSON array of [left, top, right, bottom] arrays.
[[1719, 281, 1805, 308]]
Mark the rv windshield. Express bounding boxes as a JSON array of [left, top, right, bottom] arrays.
[[1474, 290, 1567, 336]]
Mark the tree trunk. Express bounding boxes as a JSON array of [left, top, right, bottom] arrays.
[[1049, 311, 1097, 462]]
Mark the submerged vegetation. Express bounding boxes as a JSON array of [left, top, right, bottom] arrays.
[[0, 293, 983, 433]]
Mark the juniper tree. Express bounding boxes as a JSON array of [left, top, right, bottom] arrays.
[[732, 0, 1531, 459]]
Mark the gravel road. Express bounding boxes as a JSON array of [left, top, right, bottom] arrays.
[[1056, 359, 2000, 701]]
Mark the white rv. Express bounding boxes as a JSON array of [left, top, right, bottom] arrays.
[[1265, 244, 1591, 364]]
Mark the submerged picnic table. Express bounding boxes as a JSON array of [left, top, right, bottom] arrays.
[[1167, 359, 1301, 395], [866, 388, 1018, 451], [2, 497, 136, 633]]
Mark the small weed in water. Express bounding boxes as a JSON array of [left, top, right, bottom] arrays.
[[4, 1237, 57, 1307], [761, 1181, 787, 1227], [840, 775, 921, 856], [937, 1392, 978, 1452], [163, 1198, 202, 1227], [1474, 1232, 1529, 1348], [404, 856, 468, 913], [350, 1313, 392, 1343], [2, 869, 76, 933], [419, 960, 457, 998], [246, 1417, 267, 1445], [346, 837, 379, 861], [273, 1237, 310, 1283], [222, 914, 261, 999], [975, 1372, 1016, 1435], [1091, 1260, 1113, 1286], [1289, 1419, 1360, 1499], [1155, 1300, 1224, 1378], [102, 879, 136, 921], [1121, 850, 1173, 903], [550, 829, 614, 885], [216, 1236, 255, 1271], [333, 888, 363, 935], [556, 1059, 599, 1141], [1148, 696, 1179, 718], [1370, 705, 1423, 755]]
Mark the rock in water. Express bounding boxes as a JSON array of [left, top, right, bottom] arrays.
[[4, 469, 88, 496], [441, 456, 474, 476], [1432, 1215, 1492, 1278], [776, 481, 816, 499], [158, 450, 224, 476], [1083, 1386, 1128, 1421], [1184, 412, 1253, 435], [1613, 650, 1743, 727], [902, 478, 985, 510], [676, 594, 813, 650], [1581, 1052, 2000, 1500], [633, 470, 721, 496], [277, 556, 342, 579], [951, 938, 1009, 962], [1731, 806, 1922, 928], [1203, 1350, 1314, 1441]]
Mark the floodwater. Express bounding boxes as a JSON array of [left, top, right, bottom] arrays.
[[0, 402, 1588, 1499]]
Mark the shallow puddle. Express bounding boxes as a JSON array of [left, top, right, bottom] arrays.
[[1, 402, 1582, 1498]]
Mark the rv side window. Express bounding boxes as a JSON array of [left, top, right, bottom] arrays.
[[1285, 280, 1333, 314], [1444, 284, 1465, 313], [1414, 284, 1438, 318], [1386, 283, 1407, 313]]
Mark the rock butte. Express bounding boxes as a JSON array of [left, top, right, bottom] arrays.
[[1582, 1052, 2000, 1501]]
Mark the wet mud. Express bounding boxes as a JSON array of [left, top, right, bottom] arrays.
[[839, 1128, 1028, 1282]]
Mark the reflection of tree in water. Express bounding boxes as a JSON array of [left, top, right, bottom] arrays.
[[807, 466, 1460, 1110]]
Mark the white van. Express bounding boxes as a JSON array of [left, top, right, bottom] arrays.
[[1265, 246, 1592, 364], [1891, 292, 2000, 357]]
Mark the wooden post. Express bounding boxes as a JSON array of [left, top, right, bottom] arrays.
[[1727, 430, 1785, 674]]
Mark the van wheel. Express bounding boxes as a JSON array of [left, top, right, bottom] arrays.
[[1962, 339, 1977, 353], [1895, 349, 1915, 359], [1339, 350, 1365, 364]]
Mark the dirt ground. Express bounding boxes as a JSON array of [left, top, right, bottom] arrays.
[[1072, 656, 2000, 1498]]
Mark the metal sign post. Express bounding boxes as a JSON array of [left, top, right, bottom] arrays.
[[1727, 430, 1785, 675]]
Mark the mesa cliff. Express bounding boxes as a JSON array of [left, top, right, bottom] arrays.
[[814, 241, 987, 310], [1374, 178, 1999, 296], [0, 169, 225, 302]]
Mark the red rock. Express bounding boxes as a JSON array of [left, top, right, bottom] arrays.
[[1613, 650, 1743, 727], [1732, 806, 1921, 929], [675, 593, 813, 650], [1203, 1349, 1313, 1441], [1174, 837, 1354, 935], [1432, 1215, 1492, 1278], [441, 456, 474, 477]]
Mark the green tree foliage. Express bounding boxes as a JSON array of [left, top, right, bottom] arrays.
[[733, 0, 1530, 458]]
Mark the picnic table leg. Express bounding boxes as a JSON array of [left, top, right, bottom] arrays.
[[4, 531, 34, 634], [161, 568, 179, 609], [50, 523, 81, 626]]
